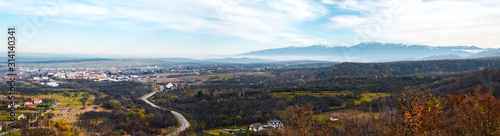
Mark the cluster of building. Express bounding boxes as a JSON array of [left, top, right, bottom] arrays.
[[246, 117, 339, 132], [32, 71, 108, 81], [22, 98, 43, 108], [247, 120, 283, 132], [1, 66, 203, 84], [27, 70, 153, 82], [0, 97, 43, 109]]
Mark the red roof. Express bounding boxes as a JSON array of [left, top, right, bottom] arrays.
[[25, 104, 36, 107], [32, 98, 42, 101]]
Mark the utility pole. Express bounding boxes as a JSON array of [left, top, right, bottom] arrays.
[[29, 113, 32, 126]]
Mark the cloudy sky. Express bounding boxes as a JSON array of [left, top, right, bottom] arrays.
[[1, 0, 499, 58]]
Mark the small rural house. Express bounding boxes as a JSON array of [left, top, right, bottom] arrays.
[[8, 103, 20, 108], [166, 82, 178, 90], [330, 116, 339, 121], [267, 120, 283, 128], [248, 123, 264, 131], [32, 98, 43, 104]]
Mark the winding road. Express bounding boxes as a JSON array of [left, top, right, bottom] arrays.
[[141, 90, 190, 136]]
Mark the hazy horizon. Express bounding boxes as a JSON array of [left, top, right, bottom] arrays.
[[2, 0, 500, 58]]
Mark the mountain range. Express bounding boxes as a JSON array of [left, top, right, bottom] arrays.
[[237, 42, 499, 62], [5, 42, 500, 63]]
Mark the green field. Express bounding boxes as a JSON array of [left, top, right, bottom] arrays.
[[354, 92, 392, 105], [20, 92, 97, 108], [272, 90, 353, 98]]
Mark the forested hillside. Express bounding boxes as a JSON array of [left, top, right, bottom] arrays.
[[271, 58, 500, 80], [149, 58, 500, 135]]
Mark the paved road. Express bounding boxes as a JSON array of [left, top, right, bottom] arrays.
[[141, 90, 190, 136]]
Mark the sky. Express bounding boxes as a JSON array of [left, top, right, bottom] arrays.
[[1, 0, 499, 59]]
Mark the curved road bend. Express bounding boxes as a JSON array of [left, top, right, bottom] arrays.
[[141, 91, 190, 136]]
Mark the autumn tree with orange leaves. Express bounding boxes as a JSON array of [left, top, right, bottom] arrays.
[[266, 87, 500, 136], [390, 87, 500, 135], [21, 119, 82, 136]]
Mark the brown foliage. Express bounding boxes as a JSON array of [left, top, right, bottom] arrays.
[[442, 90, 500, 135], [261, 87, 500, 136], [21, 119, 81, 136], [390, 87, 500, 135], [341, 114, 387, 136], [269, 104, 337, 136]]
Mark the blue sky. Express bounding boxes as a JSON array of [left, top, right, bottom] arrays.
[[1, 0, 499, 58]]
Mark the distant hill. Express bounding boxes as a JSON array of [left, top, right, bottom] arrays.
[[275, 57, 500, 80], [328, 58, 500, 76], [420, 54, 462, 60], [11, 59, 168, 68], [4, 42, 499, 64], [431, 67, 500, 98], [2, 56, 338, 68], [488, 52, 500, 57], [149, 58, 199, 62], [17, 58, 114, 63], [238, 42, 487, 62], [203, 57, 277, 63], [469, 49, 500, 58]]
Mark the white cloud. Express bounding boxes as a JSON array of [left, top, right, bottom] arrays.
[[326, 0, 500, 48], [278, 33, 318, 45], [60, 3, 109, 16], [3, 0, 498, 50], [323, 0, 389, 13], [329, 15, 370, 28], [0, 0, 328, 46]]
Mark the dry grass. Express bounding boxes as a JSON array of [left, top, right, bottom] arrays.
[[23, 92, 108, 134], [272, 90, 353, 98], [315, 109, 381, 128], [355, 92, 392, 105]]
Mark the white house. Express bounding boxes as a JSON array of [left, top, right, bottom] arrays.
[[32, 98, 43, 104], [248, 123, 264, 131], [166, 82, 179, 90], [41, 77, 49, 80], [267, 120, 283, 128], [8, 103, 20, 108], [58, 75, 67, 79], [166, 83, 174, 89], [330, 116, 339, 121]]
